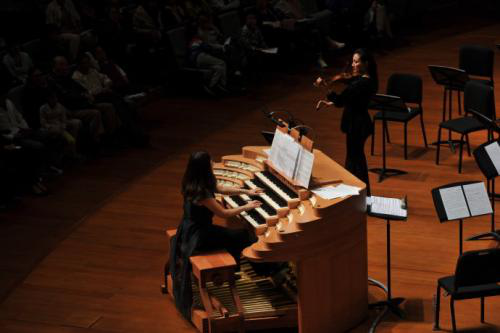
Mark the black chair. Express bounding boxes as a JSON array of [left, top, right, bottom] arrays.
[[371, 73, 428, 160], [436, 81, 495, 173], [434, 248, 500, 333], [459, 45, 494, 87]]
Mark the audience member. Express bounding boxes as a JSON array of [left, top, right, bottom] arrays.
[[209, 0, 240, 13], [2, 41, 34, 84], [37, 24, 72, 71], [46, 0, 82, 61], [133, 0, 163, 46], [160, 0, 187, 30], [49, 56, 116, 141], [40, 91, 81, 159]]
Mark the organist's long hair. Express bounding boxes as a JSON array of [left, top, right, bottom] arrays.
[[181, 151, 217, 201]]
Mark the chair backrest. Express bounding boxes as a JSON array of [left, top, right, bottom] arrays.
[[7, 84, 26, 115], [459, 45, 494, 81], [166, 26, 188, 67], [22, 38, 41, 60], [464, 81, 496, 119], [217, 10, 242, 39], [454, 248, 500, 290], [386, 73, 423, 105]]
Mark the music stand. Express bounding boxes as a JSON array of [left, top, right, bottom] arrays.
[[369, 94, 408, 182], [367, 196, 407, 332], [428, 65, 470, 149], [469, 140, 500, 241], [431, 181, 493, 256]]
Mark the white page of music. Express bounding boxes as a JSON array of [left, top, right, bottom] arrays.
[[270, 129, 300, 179], [439, 186, 470, 220], [294, 147, 314, 188], [463, 182, 492, 216], [370, 196, 407, 218], [485, 141, 500, 176]]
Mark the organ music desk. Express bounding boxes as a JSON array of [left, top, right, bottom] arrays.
[[167, 129, 368, 333]]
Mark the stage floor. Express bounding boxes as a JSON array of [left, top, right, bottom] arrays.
[[1, 15, 500, 333]]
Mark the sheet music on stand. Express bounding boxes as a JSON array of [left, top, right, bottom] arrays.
[[435, 182, 492, 221], [269, 128, 314, 188], [367, 196, 407, 220], [484, 141, 500, 176]]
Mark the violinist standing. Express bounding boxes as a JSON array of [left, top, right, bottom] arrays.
[[315, 48, 378, 196]]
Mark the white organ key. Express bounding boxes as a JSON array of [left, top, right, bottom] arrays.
[[255, 172, 292, 202], [240, 194, 271, 219], [244, 180, 281, 210], [224, 196, 260, 228]]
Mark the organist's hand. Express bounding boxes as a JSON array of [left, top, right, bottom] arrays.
[[244, 200, 262, 210], [246, 188, 263, 196]]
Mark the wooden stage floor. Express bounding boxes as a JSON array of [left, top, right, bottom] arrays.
[[1, 17, 500, 333]]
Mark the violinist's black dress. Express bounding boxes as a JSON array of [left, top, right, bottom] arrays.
[[327, 75, 375, 195], [169, 190, 255, 319]]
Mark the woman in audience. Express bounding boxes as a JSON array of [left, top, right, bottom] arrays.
[[169, 151, 262, 319], [2, 41, 34, 84], [315, 48, 378, 195]]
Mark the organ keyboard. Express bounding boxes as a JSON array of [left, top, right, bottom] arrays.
[[211, 140, 369, 333]]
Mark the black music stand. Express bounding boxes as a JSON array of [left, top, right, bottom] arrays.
[[367, 196, 407, 332], [469, 140, 500, 241], [428, 65, 470, 149], [369, 94, 408, 182], [432, 181, 493, 256]]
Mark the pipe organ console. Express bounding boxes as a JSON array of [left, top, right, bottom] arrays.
[[166, 139, 368, 333]]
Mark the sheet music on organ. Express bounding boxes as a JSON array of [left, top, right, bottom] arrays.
[[269, 128, 314, 188], [439, 182, 492, 220], [484, 141, 500, 175]]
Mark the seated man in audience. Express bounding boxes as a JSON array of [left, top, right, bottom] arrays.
[[37, 24, 72, 71], [45, 0, 82, 61], [133, 0, 163, 47], [160, 0, 187, 30], [188, 26, 228, 96], [40, 91, 81, 160], [240, 12, 272, 74], [184, 0, 213, 21], [49, 56, 115, 144], [0, 96, 63, 178], [72, 54, 148, 145], [197, 13, 246, 77], [2, 40, 34, 84], [209, 0, 240, 13]]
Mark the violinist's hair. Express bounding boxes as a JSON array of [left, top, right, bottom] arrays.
[[353, 48, 379, 93]]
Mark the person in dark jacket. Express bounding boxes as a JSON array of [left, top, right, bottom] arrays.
[[169, 151, 262, 319], [315, 48, 378, 195]]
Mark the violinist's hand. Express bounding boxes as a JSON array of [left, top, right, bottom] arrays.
[[316, 99, 333, 111], [313, 77, 324, 88], [246, 188, 264, 196]]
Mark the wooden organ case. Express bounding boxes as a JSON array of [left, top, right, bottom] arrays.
[[167, 127, 368, 333]]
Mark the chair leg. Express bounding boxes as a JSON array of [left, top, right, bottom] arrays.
[[458, 134, 464, 173], [420, 112, 428, 148], [436, 126, 442, 165], [480, 297, 485, 323], [457, 90, 462, 115], [433, 285, 441, 331], [465, 134, 471, 156], [404, 123, 408, 160], [450, 298, 457, 333], [371, 119, 376, 156]]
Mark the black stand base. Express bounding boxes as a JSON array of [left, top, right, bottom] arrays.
[[369, 167, 407, 183], [368, 278, 405, 332], [467, 230, 500, 242]]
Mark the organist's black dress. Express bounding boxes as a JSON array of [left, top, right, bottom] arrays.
[[169, 190, 255, 320]]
